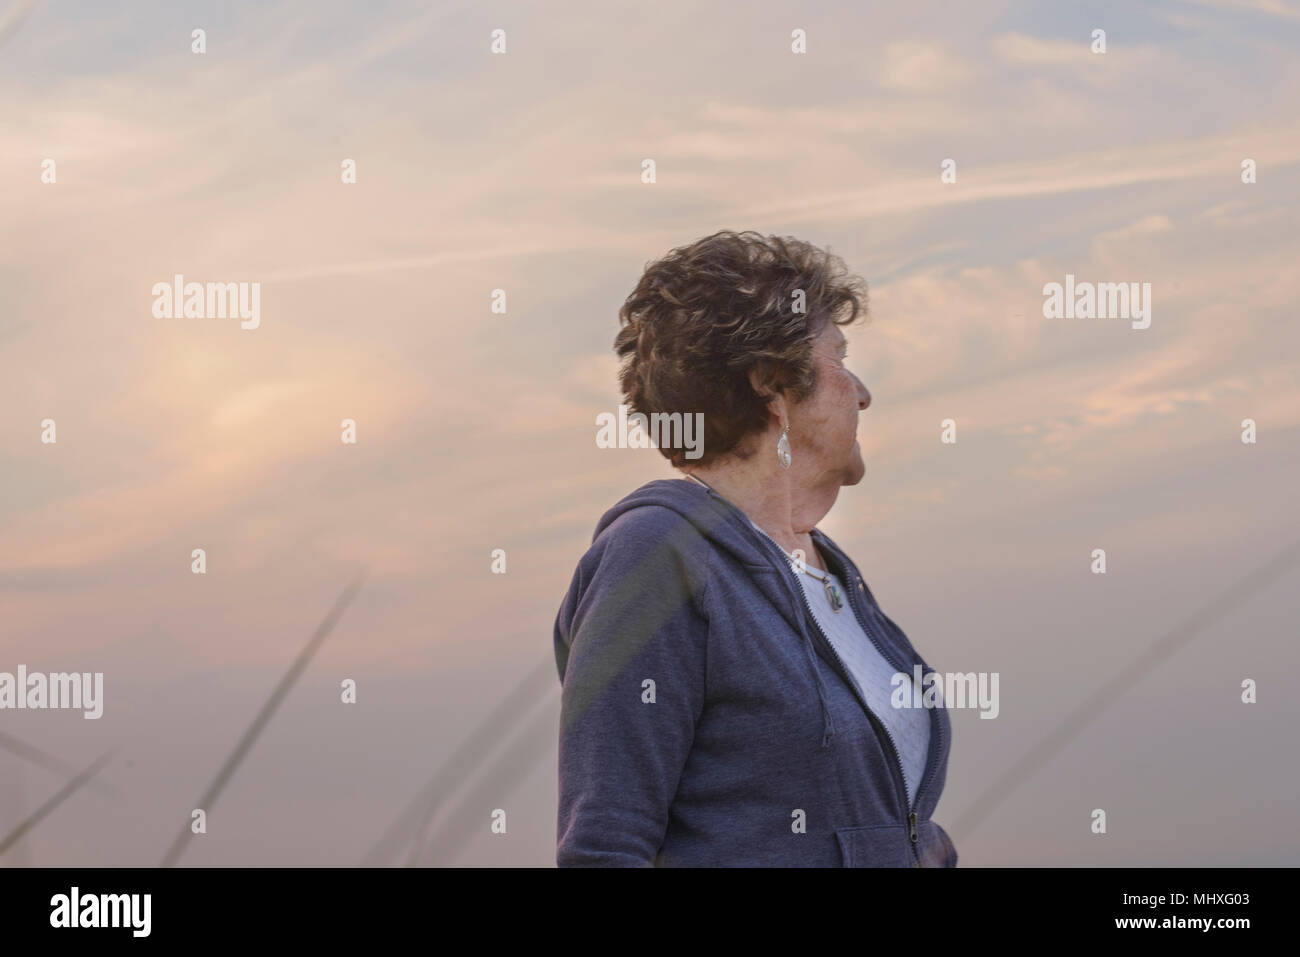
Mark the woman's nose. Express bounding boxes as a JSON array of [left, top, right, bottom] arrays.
[[855, 375, 871, 410]]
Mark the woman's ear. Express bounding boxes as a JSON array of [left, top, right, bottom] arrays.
[[748, 363, 789, 430], [747, 360, 788, 399]]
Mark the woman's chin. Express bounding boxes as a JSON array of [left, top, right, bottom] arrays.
[[844, 452, 867, 486]]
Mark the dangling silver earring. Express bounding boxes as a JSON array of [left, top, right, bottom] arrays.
[[776, 425, 792, 469]]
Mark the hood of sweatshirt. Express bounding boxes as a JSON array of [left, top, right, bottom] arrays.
[[592, 476, 777, 572]]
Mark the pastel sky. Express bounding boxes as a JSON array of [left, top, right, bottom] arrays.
[[2, 0, 1297, 866]]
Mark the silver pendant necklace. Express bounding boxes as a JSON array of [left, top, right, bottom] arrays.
[[685, 472, 844, 612], [800, 561, 846, 612]]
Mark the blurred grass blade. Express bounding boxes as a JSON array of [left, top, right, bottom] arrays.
[[415, 691, 558, 867], [0, 0, 40, 52], [361, 656, 556, 867], [0, 730, 118, 798], [0, 749, 116, 858], [951, 535, 1300, 843], [159, 569, 367, 867]]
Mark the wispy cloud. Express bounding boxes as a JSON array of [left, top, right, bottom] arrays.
[[1175, 0, 1300, 21], [3, 0, 1297, 867]]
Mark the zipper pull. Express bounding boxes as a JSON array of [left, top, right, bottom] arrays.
[[908, 811, 918, 843]]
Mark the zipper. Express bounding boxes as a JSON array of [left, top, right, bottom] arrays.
[[826, 536, 947, 868], [746, 526, 920, 865], [827, 546, 926, 868], [844, 555, 946, 831]]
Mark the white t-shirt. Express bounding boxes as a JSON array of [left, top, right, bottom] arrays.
[[754, 523, 932, 807]]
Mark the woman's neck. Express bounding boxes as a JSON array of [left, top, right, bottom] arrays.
[[682, 458, 841, 570]]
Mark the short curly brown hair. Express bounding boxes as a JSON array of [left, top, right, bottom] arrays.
[[614, 230, 868, 468]]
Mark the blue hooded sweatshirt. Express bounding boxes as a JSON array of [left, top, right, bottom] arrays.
[[554, 477, 957, 867]]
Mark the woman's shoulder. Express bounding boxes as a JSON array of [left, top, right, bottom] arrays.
[[589, 479, 715, 550], [555, 484, 714, 641], [577, 480, 719, 592]]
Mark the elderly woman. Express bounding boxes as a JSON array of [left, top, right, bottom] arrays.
[[553, 230, 957, 867]]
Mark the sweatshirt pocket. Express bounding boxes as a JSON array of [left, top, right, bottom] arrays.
[[834, 824, 914, 867]]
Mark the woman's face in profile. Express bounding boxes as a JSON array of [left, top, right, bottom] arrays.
[[788, 322, 872, 487]]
